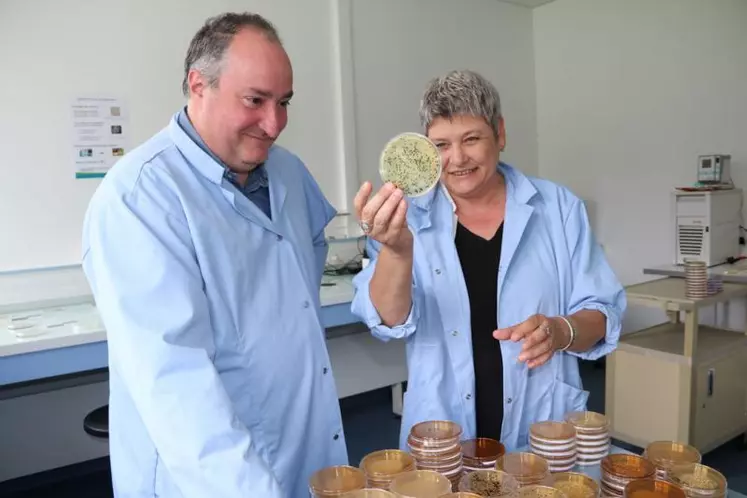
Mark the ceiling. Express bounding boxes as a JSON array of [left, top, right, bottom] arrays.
[[497, 0, 557, 7]]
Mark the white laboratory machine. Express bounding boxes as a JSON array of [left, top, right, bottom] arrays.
[[672, 188, 742, 266], [697, 154, 732, 186]]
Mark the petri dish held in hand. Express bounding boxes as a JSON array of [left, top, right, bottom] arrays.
[[379, 132, 442, 197]]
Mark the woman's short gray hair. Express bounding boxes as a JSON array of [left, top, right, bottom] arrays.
[[419, 70, 502, 136], [182, 12, 282, 97]]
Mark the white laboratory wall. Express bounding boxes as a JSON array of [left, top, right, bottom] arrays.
[[350, 0, 539, 188], [533, 0, 747, 331], [0, 0, 344, 272]]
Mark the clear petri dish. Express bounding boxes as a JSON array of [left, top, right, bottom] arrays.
[[379, 132, 442, 197]]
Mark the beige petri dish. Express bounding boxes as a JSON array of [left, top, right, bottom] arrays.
[[551, 472, 600, 498], [379, 132, 442, 197], [388, 470, 452, 498], [310, 465, 367, 497]]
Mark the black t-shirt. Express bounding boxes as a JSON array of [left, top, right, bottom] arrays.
[[454, 221, 504, 441]]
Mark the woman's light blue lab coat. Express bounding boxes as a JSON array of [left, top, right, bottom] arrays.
[[82, 114, 348, 498], [351, 163, 626, 452]]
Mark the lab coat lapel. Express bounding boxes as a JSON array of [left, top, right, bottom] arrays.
[[496, 165, 537, 309]]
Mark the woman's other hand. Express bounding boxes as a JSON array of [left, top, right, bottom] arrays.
[[354, 181, 412, 254], [493, 314, 571, 369]]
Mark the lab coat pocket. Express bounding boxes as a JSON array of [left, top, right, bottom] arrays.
[[551, 379, 589, 419]]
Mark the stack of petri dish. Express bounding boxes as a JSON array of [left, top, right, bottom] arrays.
[[667, 463, 728, 498], [388, 470, 453, 498], [564, 411, 610, 466], [406, 420, 464, 490], [643, 441, 701, 481], [529, 421, 577, 473], [518, 484, 569, 498], [551, 472, 601, 498], [341, 490, 396, 498], [600, 454, 656, 498], [684, 260, 708, 299], [462, 438, 506, 473], [440, 493, 483, 498], [623, 479, 686, 498], [458, 469, 519, 498], [309, 465, 368, 497], [360, 450, 417, 490], [495, 452, 551, 488]]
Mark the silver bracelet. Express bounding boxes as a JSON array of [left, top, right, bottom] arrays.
[[557, 315, 576, 352]]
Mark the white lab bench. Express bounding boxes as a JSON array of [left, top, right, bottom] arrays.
[[0, 273, 407, 482]]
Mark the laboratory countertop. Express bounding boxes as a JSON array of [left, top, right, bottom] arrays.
[[0, 274, 357, 359], [643, 260, 747, 283]]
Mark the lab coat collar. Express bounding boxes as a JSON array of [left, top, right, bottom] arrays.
[[408, 162, 539, 232], [168, 113, 287, 232], [168, 113, 225, 186]]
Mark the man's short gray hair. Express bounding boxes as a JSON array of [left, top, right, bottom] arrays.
[[182, 12, 282, 97], [419, 70, 502, 136]]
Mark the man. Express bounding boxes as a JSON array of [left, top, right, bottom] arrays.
[[82, 12, 348, 498]]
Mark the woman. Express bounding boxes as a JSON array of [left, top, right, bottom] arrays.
[[350, 70, 626, 452]]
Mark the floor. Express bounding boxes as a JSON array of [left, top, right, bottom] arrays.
[[2, 361, 745, 497]]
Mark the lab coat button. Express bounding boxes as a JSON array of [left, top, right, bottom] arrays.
[[276, 234, 283, 241], [452, 330, 458, 337], [434, 268, 442, 275], [323, 367, 329, 374], [466, 393, 472, 400], [507, 398, 513, 404], [333, 433, 340, 441], [303, 301, 310, 308]]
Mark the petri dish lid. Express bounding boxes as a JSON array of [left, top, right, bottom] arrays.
[[496, 452, 549, 478], [668, 463, 727, 494], [644, 441, 701, 469], [389, 470, 452, 498], [340, 489, 396, 498], [309, 465, 367, 496], [601, 454, 656, 479], [360, 450, 415, 477], [530, 421, 576, 442], [409, 420, 463, 443], [518, 485, 569, 498], [440, 493, 483, 498], [461, 438, 506, 461], [624, 479, 687, 498], [551, 472, 600, 498], [379, 132, 442, 197], [459, 469, 519, 497], [564, 411, 609, 431]]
